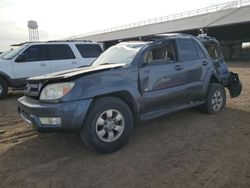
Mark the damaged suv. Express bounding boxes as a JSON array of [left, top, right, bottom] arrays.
[[18, 34, 242, 153]]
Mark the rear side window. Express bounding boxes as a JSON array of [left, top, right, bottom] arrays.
[[22, 45, 49, 62], [49, 44, 75, 60], [178, 39, 198, 61], [194, 41, 206, 59], [76, 44, 102, 58]]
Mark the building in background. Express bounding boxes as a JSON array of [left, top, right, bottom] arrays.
[[70, 0, 250, 61]]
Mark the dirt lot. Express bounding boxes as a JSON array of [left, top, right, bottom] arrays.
[[0, 64, 250, 188]]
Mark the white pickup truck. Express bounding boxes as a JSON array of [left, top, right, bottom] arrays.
[[0, 40, 102, 99]]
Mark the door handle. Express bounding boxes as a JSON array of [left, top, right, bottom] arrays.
[[175, 65, 183, 70], [72, 61, 77, 64], [40, 63, 46, 67], [202, 60, 208, 65]]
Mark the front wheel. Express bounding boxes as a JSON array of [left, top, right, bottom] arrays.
[[81, 97, 134, 153], [200, 83, 226, 114]]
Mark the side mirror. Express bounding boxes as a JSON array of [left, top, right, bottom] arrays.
[[15, 54, 26, 62]]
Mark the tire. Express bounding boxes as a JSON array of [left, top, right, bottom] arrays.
[[200, 83, 226, 114], [0, 78, 8, 99], [81, 97, 134, 153]]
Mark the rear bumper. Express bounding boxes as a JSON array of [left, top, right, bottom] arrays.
[[226, 72, 242, 98], [17, 96, 92, 131]]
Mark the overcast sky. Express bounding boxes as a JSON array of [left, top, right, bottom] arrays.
[[0, 0, 230, 51]]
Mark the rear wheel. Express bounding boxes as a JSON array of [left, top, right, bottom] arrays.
[[0, 78, 8, 99], [201, 83, 226, 114], [81, 97, 134, 153]]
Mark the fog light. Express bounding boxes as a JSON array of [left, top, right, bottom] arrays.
[[39, 117, 62, 125]]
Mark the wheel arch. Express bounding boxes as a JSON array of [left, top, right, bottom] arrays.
[[0, 72, 10, 86], [92, 91, 140, 117], [203, 68, 223, 95], [80, 91, 139, 132], [209, 74, 220, 84]]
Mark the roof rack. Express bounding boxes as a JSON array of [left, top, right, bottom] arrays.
[[11, 40, 94, 46], [11, 42, 31, 46], [141, 33, 192, 41], [196, 34, 219, 44], [47, 39, 93, 42]]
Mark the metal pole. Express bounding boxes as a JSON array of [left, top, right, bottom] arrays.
[[28, 29, 31, 41], [32, 29, 35, 42]]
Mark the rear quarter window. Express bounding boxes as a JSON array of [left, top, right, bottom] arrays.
[[76, 44, 102, 58], [205, 44, 220, 60]]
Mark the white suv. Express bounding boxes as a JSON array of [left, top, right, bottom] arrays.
[[0, 40, 102, 99]]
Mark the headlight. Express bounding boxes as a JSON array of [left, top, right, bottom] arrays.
[[40, 82, 75, 101]]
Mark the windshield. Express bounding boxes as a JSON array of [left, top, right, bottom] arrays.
[[92, 43, 146, 66], [1, 45, 28, 60], [0, 50, 11, 58]]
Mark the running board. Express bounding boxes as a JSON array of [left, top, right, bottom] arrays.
[[140, 101, 205, 122]]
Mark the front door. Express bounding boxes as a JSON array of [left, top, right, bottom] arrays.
[[13, 45, 50, 79], [139, 40, 187, 112]]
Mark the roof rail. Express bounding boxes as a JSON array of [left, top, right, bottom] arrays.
[[11, 42, 31, 46], [47, 39, 93, 42], [197, 34, 219, 43], [11, 40, 94, 46], [141, 33, 192, 41]]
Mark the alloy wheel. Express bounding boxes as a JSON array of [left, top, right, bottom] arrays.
[[95, 109, 125, 142], [211, 90, 223, 111]]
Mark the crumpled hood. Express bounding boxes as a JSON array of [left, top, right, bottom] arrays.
[[28, 64, 125, 81]]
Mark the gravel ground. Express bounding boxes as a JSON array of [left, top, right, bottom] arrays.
[[0, 63, 249, 188]]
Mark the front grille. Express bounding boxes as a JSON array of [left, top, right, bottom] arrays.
[[24, 81, 44, 98]]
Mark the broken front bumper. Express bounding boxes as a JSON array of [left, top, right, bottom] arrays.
[[227, 72, 242, 98]]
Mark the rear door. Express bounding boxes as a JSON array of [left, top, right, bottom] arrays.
[[139, 40, 187, 111], [49, 44, 78, 72], [13, 45, 50, 78], [176, 38, 208, 101], [75, 44, 102, 66]]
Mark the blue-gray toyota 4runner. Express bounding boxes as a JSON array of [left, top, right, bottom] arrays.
[[18, 34, 242, 153]]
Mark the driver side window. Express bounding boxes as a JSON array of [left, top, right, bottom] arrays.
[[144, 41, 177, 64], [21, 45, 49, 62]]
